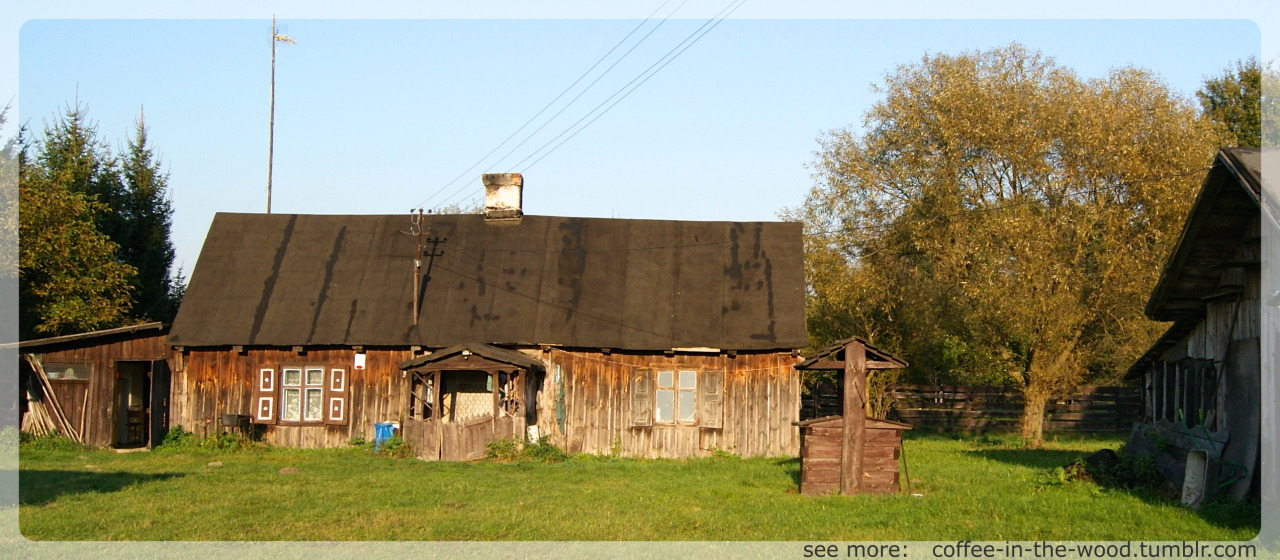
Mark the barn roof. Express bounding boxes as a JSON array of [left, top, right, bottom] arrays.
[[397, 343, 543, 371], [18, 322, 169, 350], [1126, 148, 1267, 380], [168, 213, 806, 351], [1144, 148, 1262, 321]]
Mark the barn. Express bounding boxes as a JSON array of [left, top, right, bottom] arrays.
[[1125, 148, 1264, 502], [166, 174, 807, 459], [18, 322, 173, 449]]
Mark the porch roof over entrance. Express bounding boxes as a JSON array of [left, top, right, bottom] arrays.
[[397, 343, 543, 371]]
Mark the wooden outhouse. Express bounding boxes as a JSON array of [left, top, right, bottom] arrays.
[[18, 322, 173, 448], [795, 416, 910, 495], [793, 336, 909, 495]]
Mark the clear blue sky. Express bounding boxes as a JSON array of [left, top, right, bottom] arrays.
[[6, 6, 1273, 280]]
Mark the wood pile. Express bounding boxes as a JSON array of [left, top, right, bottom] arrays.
[[20, 354, 82, 442]]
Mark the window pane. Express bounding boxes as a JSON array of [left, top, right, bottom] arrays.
[[679, 390, 696, 423], [283, 388, 301, 421], [655, 389, 674, 423], [305, 368, 324, 386], [657, 370, 674, 388], [283, 369, 302, 386], [678, 370, 697, 390], [305, 388, 323, 421]]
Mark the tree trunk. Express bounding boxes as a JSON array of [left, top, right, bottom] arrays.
[[1020, 390, 1048, 447]]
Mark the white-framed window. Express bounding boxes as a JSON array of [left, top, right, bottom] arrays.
[[277, 365, 335, 424]]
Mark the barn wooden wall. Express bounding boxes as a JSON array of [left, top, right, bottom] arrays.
[[27, 333, 169, 448], [173, 347, 414, 448], [536, 349, 800, 459]]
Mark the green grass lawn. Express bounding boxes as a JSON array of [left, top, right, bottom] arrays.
[[16, 433, 1259, 541]]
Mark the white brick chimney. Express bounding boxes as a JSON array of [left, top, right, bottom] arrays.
[[482, 173, 523, 221]]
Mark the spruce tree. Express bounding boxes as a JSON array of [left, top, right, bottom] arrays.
[[119, 111, 180, 322]]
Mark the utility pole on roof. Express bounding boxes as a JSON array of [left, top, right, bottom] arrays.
[[268, 15, 296, 214]]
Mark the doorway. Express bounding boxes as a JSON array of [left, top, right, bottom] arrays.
[[113, 360, 172, 448]]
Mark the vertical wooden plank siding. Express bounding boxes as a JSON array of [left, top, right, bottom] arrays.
[[537, 349, 800, 459], [27, 332, 170, 448], [172, 347, 415, 448], [170, 346, 799, 458]]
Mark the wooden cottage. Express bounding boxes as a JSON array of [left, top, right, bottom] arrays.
[[166, 173, 808, 459], [793, 337, 909, 495], [1125, 148, 1264, 501], [18, 322, 173, 448]]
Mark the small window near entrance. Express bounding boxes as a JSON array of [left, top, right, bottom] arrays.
[[44, 362, 91, 381], [409, 373, 436, 420]]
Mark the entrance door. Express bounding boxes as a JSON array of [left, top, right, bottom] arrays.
[[114, 361, 151, 447], [402, 369, 522, 461], [403, 371, 441, 460], [148, 360, 171, 448]]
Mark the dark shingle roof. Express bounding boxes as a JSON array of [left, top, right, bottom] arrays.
[[1144, 148, 1263, 321], [169, 213, 806, 351]]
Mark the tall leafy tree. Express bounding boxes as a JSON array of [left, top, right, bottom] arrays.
[[118, 112, 181, 322], [19, 104, 135, 336], [793, 44, 1220, 445], [0, 107, 19, 346], [1197, 57, 1262, 147], [1263, 59, 1280, 149]]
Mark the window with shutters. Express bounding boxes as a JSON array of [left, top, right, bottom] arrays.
[[633, 368, 724, 428], [254, 364, 348, 426]]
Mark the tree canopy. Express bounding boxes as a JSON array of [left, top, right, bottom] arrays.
[[1197, 57, 1262, 147], [18, 103, 182, 338], [792, 44, 1220, 445]]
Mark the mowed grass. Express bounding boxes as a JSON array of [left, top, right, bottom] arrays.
[[17, 433, 1259, 541]]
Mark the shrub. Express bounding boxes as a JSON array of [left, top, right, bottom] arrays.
[[1097, 453, 1164, 491], [484, 436, 567, 463], [485, 437, 520, 462], [520, 436, 567, 463], [349, 435, 374, 452], [154, 426, 261, 453], [18, 430, 88, 452], [377, 435, 413, 458]]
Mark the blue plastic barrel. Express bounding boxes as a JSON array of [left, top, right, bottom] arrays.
[[373, 422, 397, 450]]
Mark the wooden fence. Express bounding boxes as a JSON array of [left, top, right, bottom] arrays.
[[800, 383, 1140, 433]]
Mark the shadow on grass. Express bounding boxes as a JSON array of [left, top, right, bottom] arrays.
[[967, 444, 1260, 534], [20, 469, 184, 506], [964, 447, 1090, 470], [773, 457, 801, 487]]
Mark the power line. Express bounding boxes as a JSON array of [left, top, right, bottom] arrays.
[[413, 0, 685, 212], [517, 0, 748, 173], [433, 0, 747, 212]]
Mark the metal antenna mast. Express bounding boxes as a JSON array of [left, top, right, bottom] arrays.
[[268, 15, 295, 214]]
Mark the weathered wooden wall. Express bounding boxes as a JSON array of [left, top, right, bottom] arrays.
[[175, 346, 801, 458], [797, 417, 904, 495], [536, 349, 800, 459], [173, 347, 414, 448], [25, 333, 169, 447]]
